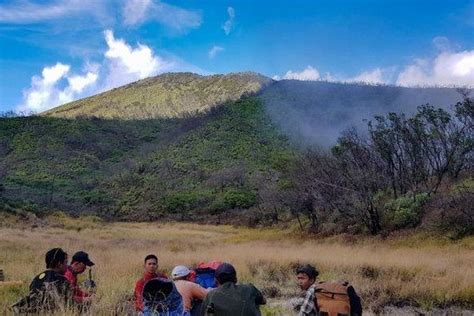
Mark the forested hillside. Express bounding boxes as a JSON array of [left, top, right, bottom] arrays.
[[1, 73, 472, 237]]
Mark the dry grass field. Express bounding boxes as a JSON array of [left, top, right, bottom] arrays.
[[1, 214, 473, 315]]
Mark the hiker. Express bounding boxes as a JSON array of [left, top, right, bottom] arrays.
[[135, 254, 168, 312], [171, 265, 208, 315], [11, 248, 72, 313], [64, 251, 95, 306], [291, 264, 363, 316], [289, 264, 319, 316], [200, 262, 266, 316]]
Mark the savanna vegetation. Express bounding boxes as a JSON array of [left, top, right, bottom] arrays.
[[0, 216, 473, 314], [0, 73, 473, 314]]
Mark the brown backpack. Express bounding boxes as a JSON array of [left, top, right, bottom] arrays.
[[314, 281, 362, 316]]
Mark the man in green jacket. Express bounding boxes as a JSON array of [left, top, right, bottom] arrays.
[[201, 263, 266, 316]]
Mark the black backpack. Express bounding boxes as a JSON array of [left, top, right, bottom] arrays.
[[11, 270, 71, 313]]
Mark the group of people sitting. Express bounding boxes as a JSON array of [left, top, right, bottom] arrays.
[[12, 248, 362, 315]]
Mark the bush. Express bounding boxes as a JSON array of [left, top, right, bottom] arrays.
[[427, 178, 474, 239], [223, 188, 256, 209], [384, 193, 429, 230], [161, 191, 212, 214], [209, 188, 257, 214]]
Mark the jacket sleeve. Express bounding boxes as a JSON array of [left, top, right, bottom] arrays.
[[200, 291, 212, 316], [64, 271, 89, 303], [251, 284, 266, 305], [134, 280, 144, 311], [72, 287, 90, 303]]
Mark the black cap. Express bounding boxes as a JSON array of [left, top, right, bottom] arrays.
[[296, 264, 319, 280], [72, 251, 95, 267], [215, 263, 236, 278]]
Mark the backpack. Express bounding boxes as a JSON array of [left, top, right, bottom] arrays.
[[11, 280, 70, 313], [194, 261, 222, 289], [314, 281, 362, 316], [141, 278, 184, 316]]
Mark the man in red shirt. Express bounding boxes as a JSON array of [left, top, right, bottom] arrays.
[[134, 254, 168, 312], [64, 251, 95, 305]]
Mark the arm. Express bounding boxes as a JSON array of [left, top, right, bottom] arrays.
[[192, 283, 209, 300], [134, 280, 144, 311], [253, 285, 266, 305], [72, 287, 91, 303], [200, 293, 210, 316], [64, 271, 90, 303]]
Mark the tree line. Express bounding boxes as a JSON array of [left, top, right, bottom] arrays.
[[269, 93, 473, 236]]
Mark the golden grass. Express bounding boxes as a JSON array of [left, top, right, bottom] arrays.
[[1, 217, 473, 314]]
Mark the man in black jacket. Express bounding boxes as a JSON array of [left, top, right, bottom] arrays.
[[11, 248, 72, 313]]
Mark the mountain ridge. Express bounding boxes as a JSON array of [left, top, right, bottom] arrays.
[[42, 72, 272, 119]]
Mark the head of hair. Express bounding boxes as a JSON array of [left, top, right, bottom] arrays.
[[215, 263, 237, 285], [45, 248, 67, 269], [216, 273, 237, 284], [144, 254, 158, 263], [296, 264, 319, 280]]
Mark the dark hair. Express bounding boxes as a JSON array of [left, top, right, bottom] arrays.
[[296, 264, 319, 280], [144, 254, 158, 263], [216, 273, 237, 284], [45, 248, 68, 269]]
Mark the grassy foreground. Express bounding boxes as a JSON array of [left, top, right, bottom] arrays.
[[1, 215, 473, 315]]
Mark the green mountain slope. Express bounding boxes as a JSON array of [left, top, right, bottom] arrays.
[[2, 73, 470, 233], [1, 96, 294, 221], [43, 72, 272, 119]]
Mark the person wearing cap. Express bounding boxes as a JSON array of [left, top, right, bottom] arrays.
[[64, 251, 95, 305], [134, 254, 168, 312], [200, 262, 266, 316], [290, 264, 319, 316], [171, 265, 209, 315]]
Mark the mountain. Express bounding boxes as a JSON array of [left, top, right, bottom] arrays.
[[1, 72, 468, 224], [43, 72, 272, 119], [1, 96, 293, 222]]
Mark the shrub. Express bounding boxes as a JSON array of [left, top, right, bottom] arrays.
[[209, 188, 257, 214], [384, 193, 429, 230], [161, 191, 212, 214], [223, 188, 256, 209], [427, 178, 474, 239]]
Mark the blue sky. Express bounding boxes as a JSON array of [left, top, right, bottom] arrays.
[[0, 0, 473, 113]]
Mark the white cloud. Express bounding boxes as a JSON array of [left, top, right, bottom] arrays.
[[102, 29, 173, 89], [122, 0, 202, 32], [68, 72, 98, 93], [42, 63, 71, 85], [282, 66, 320, 81], [0, 0, 105, 24], [208, 46, 224, 59], [346, 68, 386, 85], [18, 63, 98, 113], [123, 0, 152, 26], [222, 7, 235, 35], [17, 28, 209, 114], [397, 50, 474, 87]]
